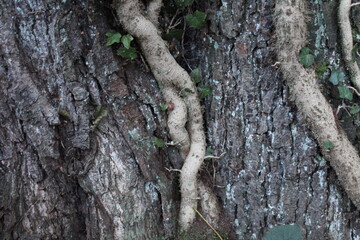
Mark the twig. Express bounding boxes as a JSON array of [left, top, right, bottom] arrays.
[[167, 9, 181, 31], [348, 86, 360, 96], [351, 2, 360, 7], [165, 167, 182, 173], [336, 103, 351, 116], [13, 199, 41, 229], [168, 17, 182, 30], [204, 152, 226, 160], [193, 208, 223, 240]]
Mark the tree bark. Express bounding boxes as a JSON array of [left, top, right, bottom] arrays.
[[1, 0, 360, 239]]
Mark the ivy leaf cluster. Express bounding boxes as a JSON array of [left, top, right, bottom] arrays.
[[162, 0, 206, 42], [329, 70, 354, 101], [105, 32, 138, 60], [189, 68, 212, 99], [186, 10, 207, 29]]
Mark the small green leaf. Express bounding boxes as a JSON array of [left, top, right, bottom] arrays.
[[174, 0, 194, 7], [198, 86, 212, 99], [162, 29, 184, 41], [315, 61, 329, 79], [154, 137, 165, 148], [338, 85, 353, 100], [329, 70, 345, 85], [205, 147, 213, 156], [299, 47, 314, 68], [300, 47, 311, 55], [117, 47, 138, 60], [186, 10, 207, 29], [264, 225, 302, 240], [121, 34, 134, 49], [183, 88, 194, 93], [105, 32, 122, 46], [190, 68, 201, 83], [350, 104, 360, 114], [323, 140, 334, 149], [160, 103, 169, 111], [180, 88, 194, 97]]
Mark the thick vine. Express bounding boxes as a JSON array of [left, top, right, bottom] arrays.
[[113, 0, 218, 231], [339, 0, 360, 91], [274, 0, 360, 209]]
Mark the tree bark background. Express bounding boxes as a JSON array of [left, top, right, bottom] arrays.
[[1, 0, 360, 239]]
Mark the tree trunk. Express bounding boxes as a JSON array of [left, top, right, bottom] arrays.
[[1, 0, 359, 239]]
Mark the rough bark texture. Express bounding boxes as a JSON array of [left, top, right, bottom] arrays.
[[1, 0, 360, 239], [0, 0, 176, 239], [197, 0, 360, 239]]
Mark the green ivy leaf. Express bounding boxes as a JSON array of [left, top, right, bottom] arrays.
[[117, 47, 138, 60], [105, 32, 122, 46], [121, 34, 134, 49], [174, 0, 193, 7], [190, 68, 201, 83], [154, 137, 165, 148], [183, 88, 194, 93], [160, 103, 169, 111], [350, 104, 360, 114], [264, 225, 302, 240], [323, 140, 334, 149], [180, 88, 194, 97], [299, 47, 314, 68], [315, 61, 329, 79], [162, 29, 184, 41], [186, 10, 207, 29], [205, 147, 213, 156], [198, 86, 212, 99], [338, 85, 353, 101], [329, 70, 345, 85]]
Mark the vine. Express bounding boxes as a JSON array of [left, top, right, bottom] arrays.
[[112, 0, 218, 231], [339, 0, 360, 90], [274, 0, 360, 210]]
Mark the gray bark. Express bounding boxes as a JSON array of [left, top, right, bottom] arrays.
[[0, 0, 359, 239]]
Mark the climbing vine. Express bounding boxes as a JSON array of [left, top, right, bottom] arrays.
[[112, 0, 218, 231], [274, 0, 360, 210]]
